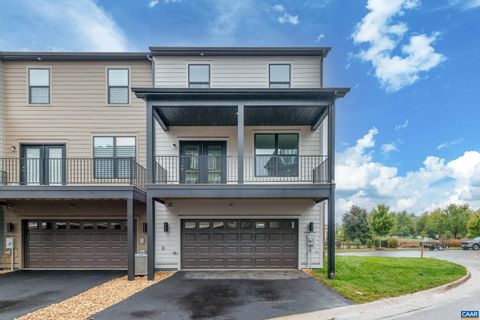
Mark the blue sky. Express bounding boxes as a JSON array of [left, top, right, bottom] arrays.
[[1, 0, 480, 216]]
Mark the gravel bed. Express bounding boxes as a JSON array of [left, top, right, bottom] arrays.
[[18, 272, 174, 320]]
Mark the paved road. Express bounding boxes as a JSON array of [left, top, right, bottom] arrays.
[[95, 270, 351, 320], [341, 250, 480, 320], [0, 270, 124, 319]]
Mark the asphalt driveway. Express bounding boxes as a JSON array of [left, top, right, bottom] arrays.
[[94, 270, 350, 320], [0, 270, 124, 319]]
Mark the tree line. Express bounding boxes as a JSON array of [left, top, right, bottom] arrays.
[[338, 203, 480, 242]]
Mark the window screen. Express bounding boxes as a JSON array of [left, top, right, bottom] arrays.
[[93, 136, 135, 179], [29, 69, 50, 104], [189, 65, 210, 88], [269, 64, 290, 88], [108, 69, 129, 104]]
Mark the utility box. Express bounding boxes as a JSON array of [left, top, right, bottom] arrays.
[[5, 237, 14, 250], [135, 253, 147, 276]]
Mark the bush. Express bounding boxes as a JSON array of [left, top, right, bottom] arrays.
[[374, 239, 381, 248], [335, 240, 342, 249], [346, 240, 352, 249], [386, 238, 399, 248], [381, 239, 388, 248]]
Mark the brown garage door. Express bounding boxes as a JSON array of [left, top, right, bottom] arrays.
[[25, 220, 127, 269], [181, 219, 298, 269]]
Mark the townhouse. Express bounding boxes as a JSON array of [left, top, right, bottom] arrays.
[[0, 47, 348, 281]]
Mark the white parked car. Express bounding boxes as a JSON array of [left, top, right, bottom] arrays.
[[461, 237, 480, 250]]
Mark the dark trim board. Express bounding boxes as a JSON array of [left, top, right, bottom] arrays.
[[0, 185, 146, 202], [147, 184, 331, 202], [149, 47, 331, 57]]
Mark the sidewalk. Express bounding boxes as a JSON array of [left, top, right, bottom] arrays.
[[273, 267, 475, 320]]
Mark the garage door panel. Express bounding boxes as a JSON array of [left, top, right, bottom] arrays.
[[182, 219, 298, 269], [26, 219, 127, 269]]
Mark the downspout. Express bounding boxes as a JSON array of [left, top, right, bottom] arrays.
[[147, 54, 155, 87], [320, 56, 324, 88]]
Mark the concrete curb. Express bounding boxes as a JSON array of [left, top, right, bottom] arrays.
[[272, 268, 472, 320]]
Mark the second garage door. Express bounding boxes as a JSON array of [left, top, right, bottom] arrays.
[[181, 219, 298, 269], [25, 220, 128, 269]]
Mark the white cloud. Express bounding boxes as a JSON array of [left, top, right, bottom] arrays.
[[336, 128, 480, 217], [272, 4, 300, 25], [148, 0, 159, 7], [29, 0, 128, 51], [395, 119, 409, 131], [449, 0, 480, 9], [352, 0, 445, 92], [209, 0, 255, 40], [315, 33, 325, 42], [437, 138, 464, 150], [381, 143, 398, 154], [464, 0, 480, 8]]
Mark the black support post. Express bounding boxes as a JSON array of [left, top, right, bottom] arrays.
[[147, 195, 155, 280], [127, 198, 135, 280], [146, 101, 154, 184], [327, 102, 336, 279], [237, 104, 244, 184]]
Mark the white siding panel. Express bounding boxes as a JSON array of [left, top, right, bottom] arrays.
[[154, 56, 321, 88], [154, 199, 324, 269]]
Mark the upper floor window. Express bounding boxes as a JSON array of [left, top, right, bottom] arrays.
[[93, 136, 136, 179], [269, 64, 291, 88], [29, 69, 50, 104], [189, 64, 210, 88], [254, 133, 299, 177], [108, 68, 129, 104]]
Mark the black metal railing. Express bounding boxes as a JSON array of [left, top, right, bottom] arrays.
[[154, 155, 329, 184], [0, 157, 146, 190]]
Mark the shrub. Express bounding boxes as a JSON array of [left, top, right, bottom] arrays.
[[354, 240, 361, 249], [374, 239, 381, 248], [346, 240, 352, 249], [366, 239, 373, 248], [386, 238, 399, 248]]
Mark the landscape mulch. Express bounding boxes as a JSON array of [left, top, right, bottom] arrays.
[[18, 272, 174, 320]]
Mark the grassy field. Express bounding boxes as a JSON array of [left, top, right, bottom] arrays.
[[309, 256, 467, 303]]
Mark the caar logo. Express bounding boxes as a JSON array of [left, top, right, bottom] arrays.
[[461, 311, 479, 318]]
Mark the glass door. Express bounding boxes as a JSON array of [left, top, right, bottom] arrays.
[[21, 144, 65, 185], [180, 141, 226, 184]]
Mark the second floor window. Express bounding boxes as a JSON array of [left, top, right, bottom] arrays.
[[93, 136, 136, 179], [269, 64, 291, 88], [189, 64, 210, 88], [108, 68, 129, 104], [255, 133, 299, 177], [29, 69, 50, 104]]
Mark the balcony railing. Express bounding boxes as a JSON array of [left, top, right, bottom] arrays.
[[154, 155, 329, 184], [0, 157, 146, 190]]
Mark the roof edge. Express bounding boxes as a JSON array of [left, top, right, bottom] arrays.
[[148, 47, 331, 57], [0, 52, 150, 61]]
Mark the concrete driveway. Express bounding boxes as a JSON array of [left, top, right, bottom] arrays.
[[0, 270, 124, 319], [94, 270, 351, 320]]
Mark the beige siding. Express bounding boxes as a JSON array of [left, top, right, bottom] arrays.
[[154, 56, 321, 88], [1, 200, 147, 269], [2, 61, 151, 166], [0, 61, 4, 158], [154, 199, 324, 269]]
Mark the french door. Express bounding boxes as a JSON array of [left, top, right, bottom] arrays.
[[179, 141, 226, 184], [20, 144, 66, 185]]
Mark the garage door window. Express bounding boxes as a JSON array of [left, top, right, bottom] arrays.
[[255, 221, 266, 229], [240, 221, 253, 229], [83, 222, 94, 230], [111, 222, 122, 230], [269, 221, 281, 229], [185, 221, 196, 229], [199, 221, 210, 229], [227, 221, 238, 229], [56, 222, 67, 230], [69, 222, 80, 230], [41, 222, 52, 229], [97, 222, 108, 229], [285, 221, 296, 229], [28, 222, 38, 229], [213, 221, 224, 229]]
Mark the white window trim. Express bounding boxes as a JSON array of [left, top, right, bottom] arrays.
[[26, 66, 52, 106], [105, 66, 132, 106]]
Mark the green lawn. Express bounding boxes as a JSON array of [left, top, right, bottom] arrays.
[[309, 256, 467, 303]]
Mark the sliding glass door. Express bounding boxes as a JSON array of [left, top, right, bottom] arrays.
[[20, 144, 66, 185]]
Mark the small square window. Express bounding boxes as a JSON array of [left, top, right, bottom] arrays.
[[189, 65, 210, 88], [96, 222, 108, 229], [269, 221, 281, 229], [213, 221, 224, 229], [184, 221, 196, 229], [255, 221, 266, 229], [69, 222, 81, 230], [269, 64, 290, 88], [198, 221, 210, 229], [28, 222, 38, 229], [111, 222, 122, 230], [227, 221, 238, 229], [240, 221, 253, 229], [55, 222, 67, 230], [83, 222, 94, 230], [41, 222, 53, 230]]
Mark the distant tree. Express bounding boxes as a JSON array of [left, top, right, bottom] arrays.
[[427, 208, 448, 238], [342, 206, 371, 242], [415, 212, 430, 237], [444, 204, 471, 239], [467, 212, 480, 238], [392, 211, 416, 237], [369, 204, 394, 240], [336, 223, 346, 241]]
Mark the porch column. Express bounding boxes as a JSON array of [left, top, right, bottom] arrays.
[[237, 104, 244, 184], [327, 102, 336, 279], [147, 195, 155, 280], [127, 198, 135, 280], [146, 101, 154, 184]]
